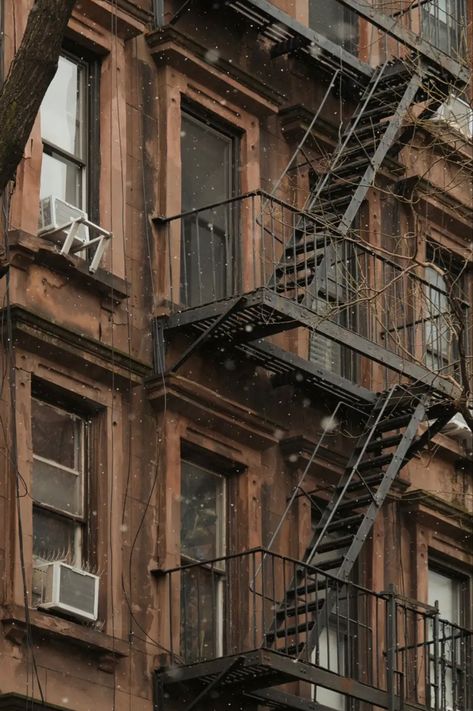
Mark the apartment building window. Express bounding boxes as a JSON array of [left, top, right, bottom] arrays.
[[421, 0, 467, 58], [180, 459, 226, 662], [428, 567, 469, 710], [309, 0, 359, 54], [32, 398, 88, 566], [309, 240, 358, 380], [40, 53, 88, 210], [180, 110, 238, 307], [424, 246, 467, 377]]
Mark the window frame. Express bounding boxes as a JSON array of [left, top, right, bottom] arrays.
[[179, 450, 230, 662], [308, 0, 360, 55], [179, 102, 241, 307], [423, 243, 469, 378], [427, 561, 471, 711], [421, 0, 467, 58], [31, 397, 90, 569], [39, 45, 101, 220]]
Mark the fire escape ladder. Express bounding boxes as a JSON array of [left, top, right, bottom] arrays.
[[263, 385, 433, 659], [271, 60, 430, 304]]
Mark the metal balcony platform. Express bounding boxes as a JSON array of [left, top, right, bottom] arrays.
[[159, 288, 460, 400], [156, 647, 432, 711]]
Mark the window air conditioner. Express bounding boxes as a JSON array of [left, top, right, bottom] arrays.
[[38, 196, 112, 274], [433, 95, 473, 139], [441, 413, 473, 447], [39, 196, 90, 246], [33, 561, 99, 622]]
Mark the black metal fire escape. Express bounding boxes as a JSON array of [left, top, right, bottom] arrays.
[[272, 58, 431, 304], [152, 2, 470, 710], [263, 386, 455, 659]]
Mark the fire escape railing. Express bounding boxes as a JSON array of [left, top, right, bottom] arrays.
[[155, 190, 469, 380], [155, 548, 472, 711]]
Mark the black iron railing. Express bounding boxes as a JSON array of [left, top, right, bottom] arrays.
[[155, 190, 469, 380], [156, 548, 472, 710]]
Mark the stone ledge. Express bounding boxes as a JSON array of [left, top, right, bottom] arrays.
[[0, 693, 68, 710], [0, 604, 129, 672], [1, 305, 151, 386], [8, 229, 129, 306], [146, 372, 283, 450], [146, 26, 283, 116], [401, 490, 473, 545]]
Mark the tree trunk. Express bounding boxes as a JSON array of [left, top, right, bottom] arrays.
[[0, 0, 76, 196]]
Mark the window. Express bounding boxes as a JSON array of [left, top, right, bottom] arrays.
[[309, 239, 358, 381], [428, 567, 469, 711], [421, 0, 467, 58], [180, 459, 226, 662], [180, 110, 238, 307], [32, 399, 88, 567], [309, 0, 359, 54], [423, 246, 467, 377], [40, 53, 90, 210]]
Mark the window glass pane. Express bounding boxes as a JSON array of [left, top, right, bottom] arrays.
[[40, 151, 83, 208], [180, 566, 223, 662], [33, 508, 78, 563], [32, 458, 83, 516], [180, 113, 236, 306], [314, 626, 346, 710], [41, 55, 85, 158], [181, 114, 232, 211], [32, 399, 82, 470], [181, 461, 225, 562], [309, 0, 358, 53], [428, 569, 459, 623]]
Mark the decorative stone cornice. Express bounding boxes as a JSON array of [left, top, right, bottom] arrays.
[[401, 489, 473, 544], [146, 26, 283, 116], [1, 305, 151, 386], [146, 372, 283, 450], [73, 0, 151, 39]]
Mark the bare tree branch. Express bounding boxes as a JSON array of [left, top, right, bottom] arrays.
[[0, 0, 76, 195]]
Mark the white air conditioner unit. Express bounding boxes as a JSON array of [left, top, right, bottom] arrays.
[[39, 196, 90, 246], [433, 94, 473, 139], [441, 413, 473, 447], [38, 196, 112, 274], [33, 561, 99, 622]]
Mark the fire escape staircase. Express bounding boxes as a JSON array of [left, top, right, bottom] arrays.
[[248, 385, 457, 710], [262, 386, 433, 655], [271, 58, 427, 304], [158, 57, 456, 399]]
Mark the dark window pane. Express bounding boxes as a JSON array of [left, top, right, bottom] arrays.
[[180, 113, 236, 306], [180, 565, 223, 662], [31, 399, 82, 471], [33, 508, 78, 563], [32, 458, 83, 516], [309, 0, 359, 54], [181, 461, 225, 563]]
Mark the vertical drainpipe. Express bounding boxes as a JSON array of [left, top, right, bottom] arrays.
[[153, 0, 165, 28], [386, 583, 397, 711]]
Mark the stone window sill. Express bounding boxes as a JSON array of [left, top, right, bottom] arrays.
[[1, 603, 128, 672], [8, 229, 129, 305]]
